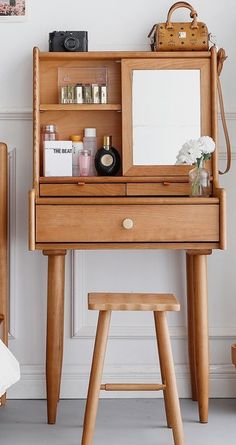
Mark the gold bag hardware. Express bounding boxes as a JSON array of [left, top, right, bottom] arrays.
[[148, 1, 209, 51]]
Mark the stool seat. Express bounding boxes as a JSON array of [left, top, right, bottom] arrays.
[[88, 292, 180, 312]]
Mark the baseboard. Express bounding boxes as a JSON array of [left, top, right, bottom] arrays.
[[7, 363, 236, 400]]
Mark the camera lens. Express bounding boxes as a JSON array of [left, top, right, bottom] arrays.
[[64, 36, 80, 51]]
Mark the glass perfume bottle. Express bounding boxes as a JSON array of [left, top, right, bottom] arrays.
[[94, 135, 120, 176]]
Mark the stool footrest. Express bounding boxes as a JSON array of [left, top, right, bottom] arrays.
[[100, 383, 165, 391]]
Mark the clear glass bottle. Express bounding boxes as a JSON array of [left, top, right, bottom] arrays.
[[41, 124, 58, 142], [41, 125, 58, 173], [189, 160, 210, 197], [70, 135, 83, 177], [95, 135, 121, 176], [83, 128, 97, 176]]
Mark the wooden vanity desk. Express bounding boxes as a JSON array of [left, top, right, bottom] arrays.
[[29, 47, 226, 425]]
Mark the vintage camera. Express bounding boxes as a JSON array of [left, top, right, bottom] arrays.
[[49, 31, 88, 52]]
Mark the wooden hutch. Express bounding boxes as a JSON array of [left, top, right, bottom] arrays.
[[29, 47, 226, 425]]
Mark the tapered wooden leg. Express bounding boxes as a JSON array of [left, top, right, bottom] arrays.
[[43, 250, 66, 425], [0, 144, 8, 407], [186, 253, 198, 401], [57, 294, 64, 404], [192, 254, 209, 423], [154, 312, 185, 445], [153, 312, 172, 428], [82, 310, 111, 445]]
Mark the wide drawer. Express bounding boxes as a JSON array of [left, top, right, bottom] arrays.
[[40, 183, 125, 197], [36, 204, 219, 243]]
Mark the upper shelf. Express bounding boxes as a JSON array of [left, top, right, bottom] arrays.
[[40, 104, 122, 112], [37, 49, 212, 61]]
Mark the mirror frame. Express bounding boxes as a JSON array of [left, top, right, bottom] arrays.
[[122, 57, 213, 177]]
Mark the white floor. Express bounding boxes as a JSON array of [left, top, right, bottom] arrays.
[[0, 399, 236, 445]]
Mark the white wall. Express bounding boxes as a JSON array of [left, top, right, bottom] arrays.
[[0, 0, 236, 398]]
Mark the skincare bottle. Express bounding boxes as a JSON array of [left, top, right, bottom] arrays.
[[70, 135, 83, 176], [83, 128, 97, 175], [79, 149, 91, 176], [94, 135, 120, 176]]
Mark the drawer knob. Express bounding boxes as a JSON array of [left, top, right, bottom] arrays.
[[122, 218, 134, 230]]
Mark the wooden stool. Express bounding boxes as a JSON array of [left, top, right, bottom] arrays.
[[81, 293, 185, 445]]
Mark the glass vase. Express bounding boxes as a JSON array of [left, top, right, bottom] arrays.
[[189, 162, 210, 197]]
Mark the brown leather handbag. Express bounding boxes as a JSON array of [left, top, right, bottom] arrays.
[[148, 1, 209, 51]]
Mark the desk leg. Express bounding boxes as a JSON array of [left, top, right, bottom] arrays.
[[43, 250, 66, 425], [0, 313, 8, 408], [186, 253, 198, 402], [192, 254, 209, 423], [0, 143, 8, 407], [0, 315, 7, 406]]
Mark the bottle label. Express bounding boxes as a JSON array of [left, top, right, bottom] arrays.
[[101, 153, 113, 167]]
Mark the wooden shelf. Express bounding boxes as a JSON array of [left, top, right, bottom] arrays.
[[40, 104, 122, 112], [39, 175, 212, 184], [40, 176, 190, 184], [36, 196, 220, 205], [38, 50, 211, 61]]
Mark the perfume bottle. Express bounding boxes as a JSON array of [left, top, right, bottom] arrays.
[[94, 136, 120, 176]]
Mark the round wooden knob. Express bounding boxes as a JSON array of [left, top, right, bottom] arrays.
[[122, 218, 134, 229]]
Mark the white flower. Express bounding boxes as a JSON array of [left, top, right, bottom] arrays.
[[176, 139, 202, 165], [198, 136, 215, 154], [187, 139, 203, 162], [176, 136, 215, 165], [176, 152, 194, 165]]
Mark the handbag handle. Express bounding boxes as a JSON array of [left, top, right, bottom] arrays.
[[217, 48, 231, 175], [166, 1, 198, 29]]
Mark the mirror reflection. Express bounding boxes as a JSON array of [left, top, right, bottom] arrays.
[[132, 69, 201, 165]]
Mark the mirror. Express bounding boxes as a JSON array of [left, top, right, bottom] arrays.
[[132, 69, 201, 165]]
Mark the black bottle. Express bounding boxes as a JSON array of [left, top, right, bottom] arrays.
[[94, 136, 121, 176]]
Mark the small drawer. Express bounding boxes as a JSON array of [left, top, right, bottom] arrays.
[[126, 183, 190, 196], [36, 204, 219, 243], [40, 183, 126, 197]]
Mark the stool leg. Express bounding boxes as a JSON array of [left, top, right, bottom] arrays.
[[154, 312, 185, 445], [154, 312, 172, 428], [82, 310, 111, 445]]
